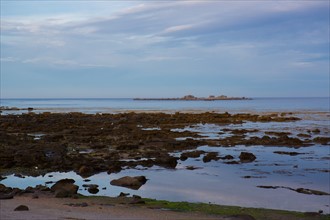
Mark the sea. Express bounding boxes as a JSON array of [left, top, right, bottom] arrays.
[[0, 97, 329, 114], [1, 97, 329, 213]]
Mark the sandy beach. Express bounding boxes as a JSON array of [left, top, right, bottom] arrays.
[[1, 194, 248, 220]]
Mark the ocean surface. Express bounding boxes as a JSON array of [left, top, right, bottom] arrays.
[[1, 97, 329, 114], [1, 97, 330, 213]]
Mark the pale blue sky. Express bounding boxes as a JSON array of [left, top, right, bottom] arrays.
[[1, 0, 329, 98]]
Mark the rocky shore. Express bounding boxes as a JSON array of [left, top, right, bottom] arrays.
[[1, 111, 324, 177], [1, 111, 329, 219]]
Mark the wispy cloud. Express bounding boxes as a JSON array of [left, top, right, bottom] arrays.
[[0, 57, 18, 62], [1, 0, 329, 97], [140, 56, 188, 62]]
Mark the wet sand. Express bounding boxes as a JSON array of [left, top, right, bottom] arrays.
[[0, 194, 241, 220]]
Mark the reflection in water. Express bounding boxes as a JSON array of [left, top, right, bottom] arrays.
[[2, 143, 329, 213]]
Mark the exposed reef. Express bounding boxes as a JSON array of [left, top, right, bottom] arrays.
[[1, 112, 327, 178]]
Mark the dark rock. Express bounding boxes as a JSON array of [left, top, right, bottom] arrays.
[[14, 173, 25, 178], [24, 186, 35, 193], [297, 133, 311, 138], [51, 178, 78, 198], [133, 195, 141, 199], [14, 205, 29, 211], [257, 185, 278, 189], [296, 188, 330, 195], [257, 185, 330, 196], [312, 129, 320, 133], [186, 166, 200, 170], [110, 176, 147, 190], [0, 175, 7, 181], [118, 192, 130, 197], [273, 151, 302, 156], [107, 165, 122, 174], [87, 185, 99, 194], [155, 156, 177, 169], [51, 178, 75, 188], [202, 152, 219, 163], [239, 152, 256, 163], [82, 184, 98, 188], [180, 150, 205, 159], [221, 155, 234, 160], [32, 194, 39, 199], [35, 185, 50, 191], [264, 131, 291, 136], [78, 165, 94, 178], [180, 155, 188, 161]]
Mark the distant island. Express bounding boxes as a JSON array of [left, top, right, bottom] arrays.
[[134, 95, 251, 101]]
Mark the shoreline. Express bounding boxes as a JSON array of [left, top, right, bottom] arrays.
[[1, 193, 329, 220], [1, 107, 329, 116]]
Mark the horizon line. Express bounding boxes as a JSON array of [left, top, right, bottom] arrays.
[[1, 96, 329, 100]]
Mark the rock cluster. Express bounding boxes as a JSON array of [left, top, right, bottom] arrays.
[[0, 112, 326, 178]]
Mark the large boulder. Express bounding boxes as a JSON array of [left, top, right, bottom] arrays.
[[50, 179, 78, 198], [110, 176, 147, 190]]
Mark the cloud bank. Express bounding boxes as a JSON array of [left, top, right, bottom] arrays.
[[1, 1, 329, 98]]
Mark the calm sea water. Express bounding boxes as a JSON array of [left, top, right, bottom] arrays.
[[0, 97, 329, 113]]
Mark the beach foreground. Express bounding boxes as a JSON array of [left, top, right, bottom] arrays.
[[1, 193, 221, 220], [1, 193, 328, 220]]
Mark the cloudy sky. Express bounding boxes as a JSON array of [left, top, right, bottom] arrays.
[[1, 1, 329, 98]]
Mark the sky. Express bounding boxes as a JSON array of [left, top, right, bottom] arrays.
[[0, 0, 329, 98]]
